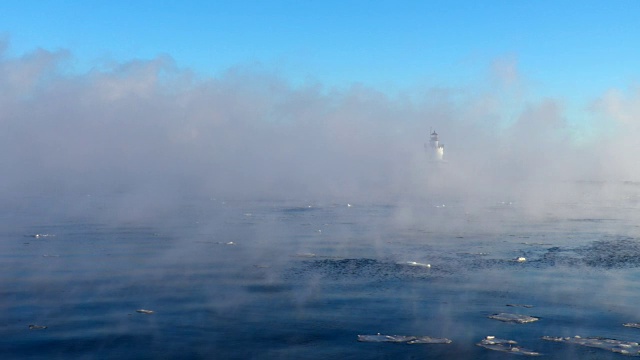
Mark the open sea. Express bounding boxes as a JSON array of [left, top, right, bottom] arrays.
[[3, 183, 640, 359]]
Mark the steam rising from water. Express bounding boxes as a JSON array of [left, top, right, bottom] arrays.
[[1, 44, 639, 218], [5, 42, 640, 359]]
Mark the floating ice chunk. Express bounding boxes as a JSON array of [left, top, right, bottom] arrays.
[[357, 334, 393, 342], [477, 336, 540, 356], [396, 261, 431, 268], [515, 257, 526, 262], [358, 334, 414, 343], [28, 324, 47, 330], [542, 335, 640, 355], [136, 309, 154, 314], [32, 234, 54, 239], [623, 323, 640, 329], [357, 334, 451, 344], [407, 336, 452, 344], [488, 313, 539, 324], [541, 336, 565, 343]]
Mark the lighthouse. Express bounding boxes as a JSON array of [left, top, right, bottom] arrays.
[[426, 130, 445, 161]]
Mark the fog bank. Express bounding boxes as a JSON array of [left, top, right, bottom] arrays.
[[1, 46, 638, 212]]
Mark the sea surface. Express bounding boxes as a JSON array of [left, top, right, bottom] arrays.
[[3, 183, 640, 359]]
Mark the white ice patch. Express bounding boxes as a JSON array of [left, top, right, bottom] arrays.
[[543, 336, 640, 356], [357, 334, 451, 344], [407, 336, 452, 344], [477, 336, 541, 356], [488, 313, 539, 324], [396, 261, 431, 268], [624, 323, 640, 329], [31, 234, 54, 238]]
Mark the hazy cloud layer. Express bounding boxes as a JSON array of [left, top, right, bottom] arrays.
[[0, 46, 637, 211]]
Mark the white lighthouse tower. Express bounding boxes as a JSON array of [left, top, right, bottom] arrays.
[[426, 130, 445, 161]]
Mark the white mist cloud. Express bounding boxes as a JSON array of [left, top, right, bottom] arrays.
[[0, 44, 637, 215], [587, 85, 640, 181]]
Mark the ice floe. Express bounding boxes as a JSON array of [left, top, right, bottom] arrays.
[[396, 261, 431, 268], [407, 336, 452, 344], [542, 335, 640, 356], [357, 334, 452, 344], [31, 234, 54, 239], [488, 313, 539, 323], [28, 324, 47, 330], [476, 336, 540, 356]]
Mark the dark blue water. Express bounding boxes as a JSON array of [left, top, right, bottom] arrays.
[[2, 188, 640, 359]]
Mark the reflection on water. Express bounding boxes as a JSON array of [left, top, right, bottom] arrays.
[[1, 185, 640, 359]]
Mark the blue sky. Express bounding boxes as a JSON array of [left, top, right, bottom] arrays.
[[2, 0, 638, 103]]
